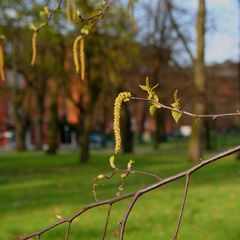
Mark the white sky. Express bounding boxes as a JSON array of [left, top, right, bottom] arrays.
[[176, 0, 239, 64]]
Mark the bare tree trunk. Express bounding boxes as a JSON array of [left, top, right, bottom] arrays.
[[189, 0, 206, 162], [79, 111, 90, 163], [12, 45, 26, 151], [35, 94, 44, 150], [47, 83, 58, 154], [121, 103, 134, 153], [14, 94, 26, 151], [153, 110, 161, 149], [139, 104, 147, 143], [204, 118, 212, 150]]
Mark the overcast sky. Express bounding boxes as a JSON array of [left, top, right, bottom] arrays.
[[136, 0, 239, 64], [180, 0, 239, 64]]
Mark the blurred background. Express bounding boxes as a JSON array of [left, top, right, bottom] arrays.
[[0, 0, 239, 239]]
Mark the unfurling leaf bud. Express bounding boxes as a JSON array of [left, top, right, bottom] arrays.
[[121, 173, 127, 178], [97, 174, 105, 179], [109, 155, 116, 169], [127, 160, 135, 171]]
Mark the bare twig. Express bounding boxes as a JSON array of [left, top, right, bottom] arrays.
[[76, 0, 115, 24], [20, 191, 135, 240], [65, 221, 72, 240], [131, 97, 240, 119], [118, 145, 240, 239], [126, 169, 162, 181], [119, 192, 142, 240], [166, 0, 195, 62], [171, 174, 190, 240], [102, 204, 112, 240], [20, 145, 240, 240]]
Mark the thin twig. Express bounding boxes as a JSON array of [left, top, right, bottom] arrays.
[[118, 145, 240, 239], [119, 192, 142, 240], [131, 97, 240, 119], [171, 174, 190, 240], [36, 0, 64, 32], [20, 145, 240, 240], [64, 220, 72, 240], [20, 192, 135, 240], [102, 204, 112, 240], [117, 168, 162, 181], [76, 0, 115, 24]]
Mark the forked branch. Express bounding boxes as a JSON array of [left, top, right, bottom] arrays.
[[20, 145, 240, 240]]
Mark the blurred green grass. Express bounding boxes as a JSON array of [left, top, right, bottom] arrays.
[[0, 143, 239, 240]]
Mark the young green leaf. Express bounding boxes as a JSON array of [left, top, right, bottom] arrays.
[[171, 90, 182, 123], [151, 83, 159, 91], [145, 76, 150, 88], [139, 84, 148, 91], [171, 109, 182, 123], [149, 105, 156, 116], [174, 90, 178, 102]]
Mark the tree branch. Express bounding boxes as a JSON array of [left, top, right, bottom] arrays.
[[131, 97, 240, 119], [102, 204, 112, 240], [20, 145, 240, 240], [166, 0, 195, 63], [36, 0, 64, 32], [171, 174, 190, 240]]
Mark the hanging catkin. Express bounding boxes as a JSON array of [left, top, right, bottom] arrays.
[[71, 0, 77, 21], [66, 0, 72, 22], [113, 92, 132, 154], [79, 38, 85, 80], [0, 43, 5, 81], [31, 32, 38, 66], [73, 35, 82, 73]]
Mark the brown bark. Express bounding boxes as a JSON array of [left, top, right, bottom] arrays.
[[46, 83, 58, 154], [14, 93, 26, 151], [35, 94, 44, 150], [12, 46, 26, 151], [121, 103, 134, 153], [189, 0, 206, 162], [79, 111, 90, 163]]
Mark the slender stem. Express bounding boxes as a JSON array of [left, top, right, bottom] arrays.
[[102, 204, 112, 240], [20, 145, 240, 240], [171, 174, 190, 240], [20, 192, 135, 240], [130, 169, 162, 181], [117, 145, 240, 239], [131, 97, 240, 119], [36, 0, 64, 32], [117, 168, 162, 181], [76, 0, 115, 24], [65, 221, 72, 240], [119, 193, 142, 240]]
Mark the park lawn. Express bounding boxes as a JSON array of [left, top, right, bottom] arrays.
[[0, 144, 239, 240]]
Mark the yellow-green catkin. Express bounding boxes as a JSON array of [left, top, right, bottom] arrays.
[[31, 31, 38, 66], [113, 92, 132, 154], [0, 43, 5, 81], [71, 0, 77, 21], [66, 0, 72, 22], [80, 38, 85, 80], [73, 35, 82, 73]]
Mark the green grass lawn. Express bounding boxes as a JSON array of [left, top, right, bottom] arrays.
[[0, 143, 239, 240]]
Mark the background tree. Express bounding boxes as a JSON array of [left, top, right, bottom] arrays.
[[188, 0, 206, 161]]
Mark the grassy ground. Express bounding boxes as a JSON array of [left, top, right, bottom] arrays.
[[0, 142, 239, 240]]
